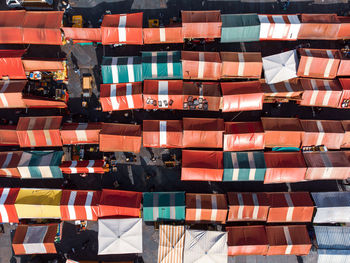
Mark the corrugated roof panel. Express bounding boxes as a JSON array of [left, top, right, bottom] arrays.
[[315, 226, 350, 250]]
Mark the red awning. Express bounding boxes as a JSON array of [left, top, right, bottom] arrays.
[[338, 78, 350, 109], [0, 152, 22, 178], [181, 150, 223, 181], [143, 26, 183, 44], [182, 10, 222, 38], [261, 78, 303, 102], [0, 50, 26, 80], [0, 80, 26, 108], [298, 14, 340, 40], [99, 123, 141, 153], [0, 125, 19, 146], [183, 82, 221, 111], [143, 120, 182, 148], [342, 120, 350, 148], [0, 10, 25, 44], [337, 56, 350, 76], [101, 13, 143, 45], [22, 96, 67, 109], [22, 59, 64, 72], [337, 16, 350, 39], [60, 122, 102, 145], [60, 160, 105, 174], [0, 188, 19, 223], [62, 27, 102, 43], [221, 81, 263, 112]]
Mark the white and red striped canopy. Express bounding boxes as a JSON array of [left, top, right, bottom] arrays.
[[60, 122, 102, 145], [143, 120, 183, 148], [259, 15, 301, 40], [60, 160, 105, 174], [0, 188, 19, 223]]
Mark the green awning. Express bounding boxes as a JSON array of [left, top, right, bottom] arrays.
[[143, 192, 185, 221], [223, 151, 266, 181], [221, 14, 260, 43]]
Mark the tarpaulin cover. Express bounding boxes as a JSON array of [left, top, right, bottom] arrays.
[[101, 56, 142, 84], [266, 225, 311, 255], [183, 230, 228, 263], [142, 51, 182, 79], [312, 191, 350, 223], [341, 120, 350, 148], [300, 78, 343, 107], [60, 122, 102, 145], [303, 151, 350, 180], [60, 190, 100, 221], [182, 118, 224, 148], [338, 78, 350, 109], [220, 52, 262, 79], [227, 192, 270, 222], [157, 225, 185, 263], [181, 150, 223, 181], [99, 123, 141, 153], [143, 120, 183, 148], [60, 160, 105, 174], [100, 82, 143, 111], [0, 80, 26, 108], [143, 192, 185, 221], [267, 192, 314, 223], [16, 116, 63, 147], [185, 193, 227, 223], [264, 152, 307, 183], [181, 51, 221, 80], [143, 26, 183, 44], [315, 226, 350, 250], [337, 16, 350, 39], [300, 120, 345, 149], [261, 117, 303, 148], [224, 121, 265, 151], [143, 80, 183, 110], [221, 81, 263, 112], [258, 15, 300, 40], [62, 27, 102, 43], [298, 14, 340, 40], [15, 188, 62, 219], [0, 50, 26, 79], [0, 188, 19, 223], [101, 13, 143, 45], [181, 10, 222, 39], [0, 125, 19, 146], [98, 189, 142, 218], [261, 78, 303, 101], [220, 14, 260, 43], [223, 151, 266, 181], [227, 226, 268, 256], [0, 151, 22, 177], [22, 96, 67, 109], [12, 224, 58, 255], [337, 56, 350, 76], [183, 82, 221, 111], [297, 49, 341, 79]]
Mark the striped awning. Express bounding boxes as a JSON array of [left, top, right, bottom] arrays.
[[158, 225, 185, 263], [183, 82, 221, 111], [143, 120, 183, 148], [0, 80, 26, 108], [0, 151, 22, 177], [143, 27, 183, 44], [258, 15, 301, 41], [60, 160, 105, 174], [60, 122, 102, 145], [0, 188, 19, 223], [261, 78, 303, 101]]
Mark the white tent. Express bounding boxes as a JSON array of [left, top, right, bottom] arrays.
[[183, 229, 228, 263], [98, 218, 143, 255], [262, 50, 298, 84]]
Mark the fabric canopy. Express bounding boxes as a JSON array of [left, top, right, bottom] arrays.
[[0, 151, 22, 177], [143, 26, 183, 44], [0, 125, 19, 146], [338, 16, 350, 39], [22, 59, 64, 72], [99, 123, 141, 153], [182, 10, 222, 38], [60, 160, 105, 174], [315, 226, 350, 250], [342, 120, 350, 147], [101, 13, 143, 45], [258, 15, 300, 40], [0, 188, 19, 223], [22, 96, 67, 109], [0, 50, 26, 79], [298, 14, 340, 40], [143, 120, 183, 148], [338, 78, 350, 109], [62, 27, 102, 43], [143, 192, 185, 221], [142, 51, 182, 79], [101, 56, 142, 84], [60, 190, 100, 221], [100, 82, 143, 111], [337, 56, 350, 76], [0, 80, 26, 108], [60, 122, 101, 145], [98, 218, 142, 255], [183, 82, 221, 111], [0, 10, 26, 44], [158, 225, 185, 263], [261, 78, 303, 101], [181, 150, 223, 181]]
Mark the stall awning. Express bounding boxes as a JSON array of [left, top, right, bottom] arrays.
[[297, 49, 340, 79], [224, 121, 265, 152], [100, 82, 143, 111], [336, 78, 350, 109], [0, 188, 19, 223], [143, 120, 183, 148], [12, 224, 58, 255], [318, 249, 350, 263], [338, 16, 350, 39], [16, 116, 63, 147], [298, 14, 340, 40], [101, 13, 143, 45], [183, 82, 221, 111], [227, 192, 270, 222], [0, 50, 26, 80], [22, 96, 67, 109], [22, 59, 64, 72], [143, 80, 183, 110], [185, 193, 227, 223], [158, 225, 185, 263], [0, 10, 25, 44], [143, 192, 185, 221], [15, 188, 62, 219], [221, 81, 263, 112], [220, 14, 260, 43], [258, 15, 300, 40], [60, 122, 102, 145], [264, 152, 307, 184], [267, 192, 314, 223], [181, 10, 222, 38], [181, 150, 223, 181], [98, 189, 142, 218], [62, 27, 102, 43], [337, 56, 350, 76], [101, 56, 142, 84], [181, 51, 221, 80], [142, 51, 182, 80], [0, 80, 26, 108], [0, 151, 22, 177], [143, 26, 183, 44], [342, 120, 350, 148], [261, 78, 303, 101], [182, 118, 224, 148], [60, 160, 105, 174], [60, 190, 100, 221], [0, 125, 19, 146], [315, 226, 350, 250]]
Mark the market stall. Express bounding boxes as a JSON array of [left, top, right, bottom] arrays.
[[183, 82, 221, 111], [60, 122, 102, 145], [258, 15, 300, 40], [0, 50, 26, 80], [158, 225, 185, 263], [0, 188, 19, 223], [0, 80, 26, 108], [341, 120, 350, 147], [142, 51, 182, 79], [62, 27, 102, 44], [143, 120, 183, 148], [261, 78, 303, 103], [60, 160, 105, 174], [0, 125, 19, 146], [143, 26, 183, 44], [0, 151, 22, 177], [298, 14, 340, 40], [338, 78, 350, 109]]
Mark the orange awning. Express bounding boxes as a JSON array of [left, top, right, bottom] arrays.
[[60, 123, 102, 145], [298, 14, 340, 40], [22, 96, 67, 109], [143, 120, 182, 148], [0, 125, 19, 146], [143, 26, 183, 44], [62, 27, 102, 43], [22, 59, 64, 72], [0, 50, 26, 80], [337, 16, 350, 39], [183, 82, 221, 111], [0, 80, 26, 108], [182, 10, 222, 38], [0, 11, 25, 44]]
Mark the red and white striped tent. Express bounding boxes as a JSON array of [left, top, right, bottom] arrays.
[[298, 14, 340, 40], [60, 122, 102, 145], [0, 188, 19, 223], [258, 15, 301, 40], [143, 26, 183, 44], [0, 151, 22, 177], [143, 120, 183, 148], [100, 82, 143, 111], [261, 78, 303, 102], [0, 125, 19, 146], [297, 49, 341, 79], [16, 116, 63, 147], [60, 160, 105, 174], [183, 82, 221, 111], [101, 13, 143, 45], [60, 190, 101, 221], [227, 192, 270, 222], [0, 80, 26, 108]]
